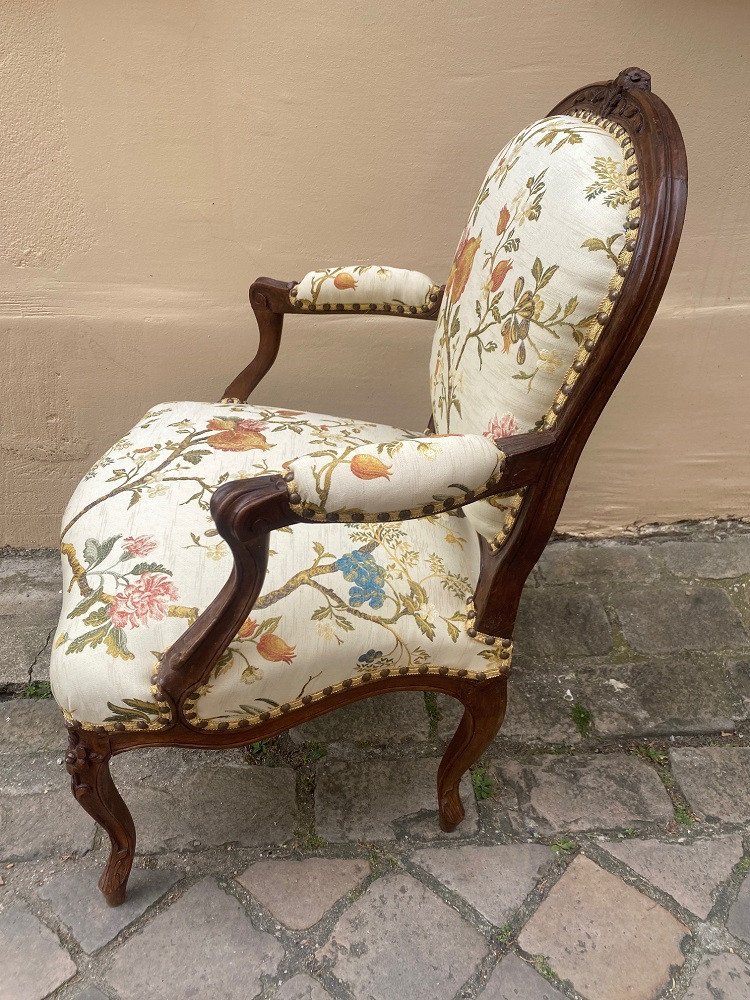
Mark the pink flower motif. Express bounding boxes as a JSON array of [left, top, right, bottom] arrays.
[[123, 535, 157, 558], [484, 413, 519, 441], [236, 418, 267, 434], [107, 573, 178, 630]]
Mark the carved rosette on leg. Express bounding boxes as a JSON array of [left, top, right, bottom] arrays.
[[65, 728, 136, 906]]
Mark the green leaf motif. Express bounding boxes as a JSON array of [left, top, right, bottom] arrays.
[[66, 624, 112, 654], [582, 237, 608, 253], [83, 538, 100, 568], [105, 627, 135, 661], [83, 606, 111, 627], [130, 562, 171, 576], [182, 449, 211, 466], [67, 586, 104, 619], [413, 615, 436, 641], [105, 698, 160, 723], [254, 616, 281, 637]]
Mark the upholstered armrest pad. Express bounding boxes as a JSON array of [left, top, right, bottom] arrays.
[[285, 434, 505, 523], [291, 265, 440, 314]]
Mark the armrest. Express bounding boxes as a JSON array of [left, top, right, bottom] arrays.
[[283, 429, 556, 524], [292, 265, 442, 316], [221, 270, 444, 403]]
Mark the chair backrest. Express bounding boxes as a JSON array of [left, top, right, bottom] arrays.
[[429, 68, 687, 558]]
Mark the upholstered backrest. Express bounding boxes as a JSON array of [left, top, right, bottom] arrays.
[[430, 112, 638, 545]]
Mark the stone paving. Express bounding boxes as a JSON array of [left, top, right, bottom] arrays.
[[1, 521, 750, 999]]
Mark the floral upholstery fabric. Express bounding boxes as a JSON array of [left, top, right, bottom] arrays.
[[51, 401, 509, 732], [287, 433, 505, 523], [429, 112, 637, 543], [292, 265, 440, 313]]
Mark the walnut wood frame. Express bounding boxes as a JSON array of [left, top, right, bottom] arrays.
[[65, 67, 687, 906]]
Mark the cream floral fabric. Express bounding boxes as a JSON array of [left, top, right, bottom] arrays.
[[429, 113, 635, 542], [288, 433, 505, 522], [292, 265, 439, 313], [51, 401, 509, 732]]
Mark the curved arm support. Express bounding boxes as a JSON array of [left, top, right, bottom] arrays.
[[156, 474, 299, 720], [222, 280, 295, 402], [221, 276, 445, 403]]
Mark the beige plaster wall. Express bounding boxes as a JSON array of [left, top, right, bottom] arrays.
[[1, 0, 748, 547]]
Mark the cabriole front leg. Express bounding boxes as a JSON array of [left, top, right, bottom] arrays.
[[65, 728, 135, 906], [437, 675, 508, 831]]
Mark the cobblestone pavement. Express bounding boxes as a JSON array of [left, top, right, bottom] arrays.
[[2, 521, 750, 999]]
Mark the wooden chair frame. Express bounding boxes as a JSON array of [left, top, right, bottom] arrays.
[[64, 67, 687, 905]]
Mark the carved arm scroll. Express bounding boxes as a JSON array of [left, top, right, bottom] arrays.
[[156, 475, 299, 718]]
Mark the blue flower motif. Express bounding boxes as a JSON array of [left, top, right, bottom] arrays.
[[358, 649, 383, 664], [334, 551, 387, 609]]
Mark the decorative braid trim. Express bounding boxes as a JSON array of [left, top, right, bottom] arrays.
[[485, 112, 639, 554], [181, 651, 512, 732], [68, 660, 174, 734], [67, 606, 513, 735], [488, 489, 527, 553], [543, 110, 640, 430], [283, 455, 507, 524], [464, 597, 513, 650], [290, 283, 441, 316]]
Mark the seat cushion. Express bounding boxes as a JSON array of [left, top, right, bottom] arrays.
[[51, 401, 510, 732]]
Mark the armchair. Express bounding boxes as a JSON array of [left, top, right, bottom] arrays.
[[52, 67, 687, 906]]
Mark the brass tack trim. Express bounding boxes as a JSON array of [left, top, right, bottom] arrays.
[[488, 488, 526, 552], [285, 452, 507, 524], [76, 659, 173, 733], [543, 110, 639, 433], [464, 597, 512, 650], [181, 628, 513, 733], [293, 282, 441, 316]]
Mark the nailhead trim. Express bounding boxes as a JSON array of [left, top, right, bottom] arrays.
[[285, 453, 507, 524], [74, 660, 174, 733], [465, 597, 513, 654], [542, 110, 640, 431], [182, 647, 512, 732], [290, 282, 441, 315], [488, 489, 526, 552]]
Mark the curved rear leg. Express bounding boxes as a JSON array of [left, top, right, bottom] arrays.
[[437, 676, 508, 832], [65, 729, 135, 907]]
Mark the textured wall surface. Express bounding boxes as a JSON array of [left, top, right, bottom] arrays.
[[1, 0, 748, 546]]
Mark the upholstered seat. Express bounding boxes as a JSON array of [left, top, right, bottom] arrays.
[[52, 401, 507, 732]]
